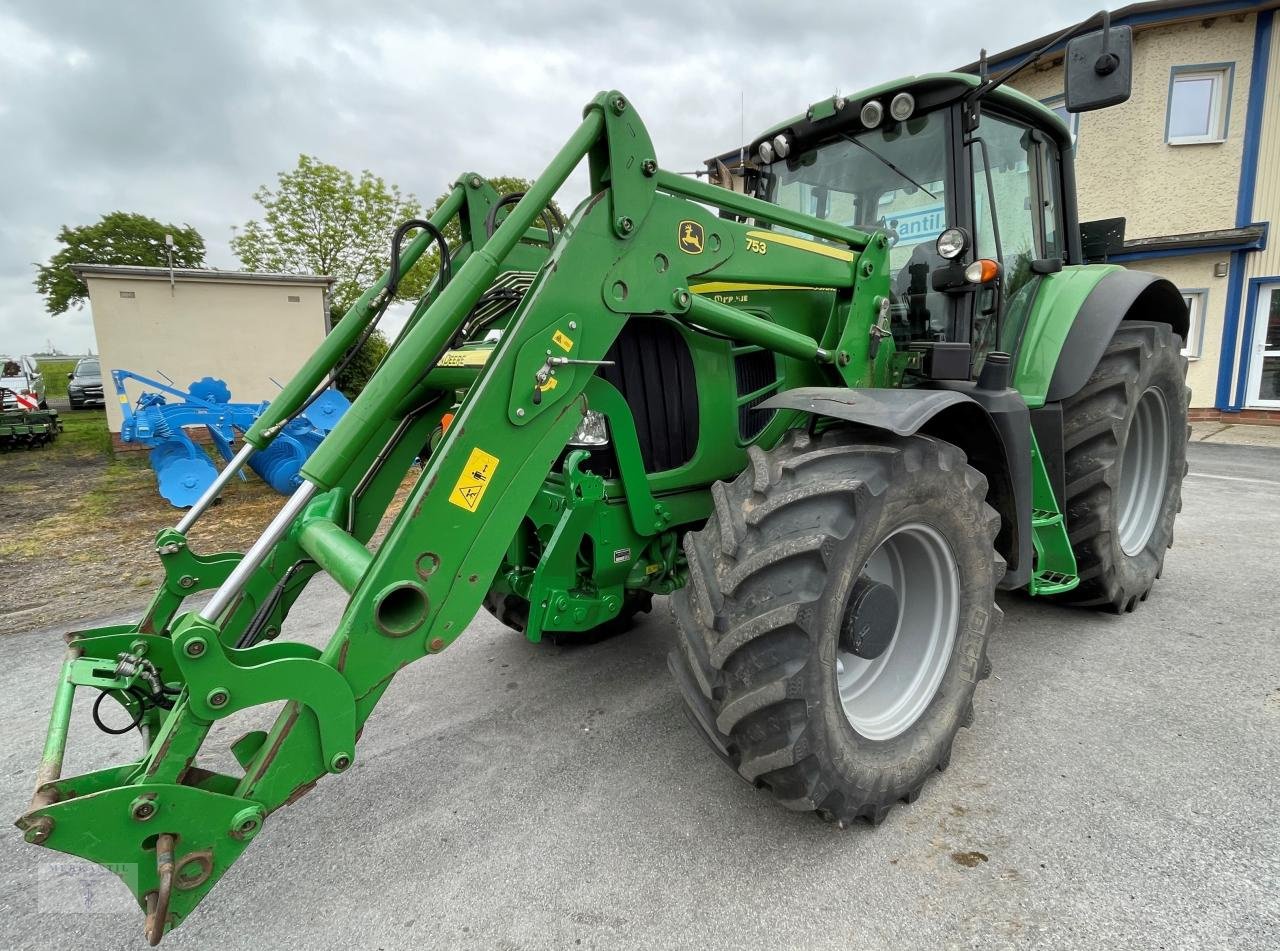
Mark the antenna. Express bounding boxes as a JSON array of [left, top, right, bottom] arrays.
[[739, 89, 745, 179]]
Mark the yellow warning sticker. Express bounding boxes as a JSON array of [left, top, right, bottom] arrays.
[[552, 329, 574, 352], [538, 376, 558, 394], [448, 447, 500, 513], [438, 347, 493, 368]]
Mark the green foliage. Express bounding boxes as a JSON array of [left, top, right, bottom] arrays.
[[231, 155, 424, 314], [331, 310, 390, 399], [34, 213, 205, 315]]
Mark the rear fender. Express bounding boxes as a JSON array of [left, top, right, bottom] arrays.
[[1014, 265, 1189, 406]]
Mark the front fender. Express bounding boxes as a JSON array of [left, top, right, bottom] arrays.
[[760, 386, 977, 435], [760, 385, 1033, 589]]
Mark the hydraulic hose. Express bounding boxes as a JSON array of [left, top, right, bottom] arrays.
[[484, 192, 562, 248]]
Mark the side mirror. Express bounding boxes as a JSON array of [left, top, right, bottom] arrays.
[[1065, 24, 1132, 112], [68, 371, 75, 380]]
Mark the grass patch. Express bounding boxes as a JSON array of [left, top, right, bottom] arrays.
[[56, 407, 114, 456], [38, 359, 77, 399]]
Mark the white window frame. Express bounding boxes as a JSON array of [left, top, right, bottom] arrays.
[[1179, 289, 1208, 359], [1042, 95, 1080, 146], [1166, 65, 1233, 145]]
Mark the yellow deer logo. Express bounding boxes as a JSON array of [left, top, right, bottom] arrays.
[[678, 220, 704, 254]]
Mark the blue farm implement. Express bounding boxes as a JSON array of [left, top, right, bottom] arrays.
[[113, 370, 349, 507]]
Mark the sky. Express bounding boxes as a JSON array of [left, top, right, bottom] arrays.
[[0, 0, 1102, 357]]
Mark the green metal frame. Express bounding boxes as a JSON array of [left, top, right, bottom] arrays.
[[16, 82, 1100, 943], [14, 90, 893, 942]]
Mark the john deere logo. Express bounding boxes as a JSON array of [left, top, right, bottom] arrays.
[[678, 220, 704, 254]]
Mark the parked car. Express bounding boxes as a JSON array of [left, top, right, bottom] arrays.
[[67, 357, 104, 409], [1, 355, 47, 410]]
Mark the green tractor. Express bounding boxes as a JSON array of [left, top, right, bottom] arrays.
[[18, 15, 1188, 944]]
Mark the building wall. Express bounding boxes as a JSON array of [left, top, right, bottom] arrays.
[[82, 274, 329, 433], [1012, 14, 1256, 237], [1128, 252, 1230, 396], [1238, 13, 1280, 407], [1010, 12, 1263, 408]]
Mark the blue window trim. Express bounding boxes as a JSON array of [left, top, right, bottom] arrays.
[[1177, 287, 1210, 358], [1217, 9, 1274, 410], [1165, 62, 1236, 143], [1237, 276, 1280, 405]]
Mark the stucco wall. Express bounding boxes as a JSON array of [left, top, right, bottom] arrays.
[[1128, 253, 1231, 402], [1011, 14, 1256, 237], [82, 274, 330, 433]]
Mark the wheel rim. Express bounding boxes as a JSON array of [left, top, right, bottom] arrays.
[[836, 523, 960, 741], [1117, 386, 1170, 556]]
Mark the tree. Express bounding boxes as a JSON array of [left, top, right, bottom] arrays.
[[231, 155, 425, 315], [34, 213, 205, 315]]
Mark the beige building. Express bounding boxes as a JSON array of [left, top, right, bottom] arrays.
[[72, 265, 334, 434], [981, 0, 1279, 417]]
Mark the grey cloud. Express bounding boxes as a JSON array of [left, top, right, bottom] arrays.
[[0, 0, 1098, 356]]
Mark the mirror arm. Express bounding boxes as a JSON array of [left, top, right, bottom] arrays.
[[966, 9, 1110, 109]]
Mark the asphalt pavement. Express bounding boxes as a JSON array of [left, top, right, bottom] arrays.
[[1, 441, 1277, 950]]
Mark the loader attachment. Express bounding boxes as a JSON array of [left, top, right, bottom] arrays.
[[16, 89, 878, 942]]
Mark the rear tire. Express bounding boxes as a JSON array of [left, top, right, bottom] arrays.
[[1050, 321, 1189, 613], [669, 429, 1001, 825]]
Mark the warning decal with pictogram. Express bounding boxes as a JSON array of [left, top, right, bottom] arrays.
[[448, 446, 501, 513]]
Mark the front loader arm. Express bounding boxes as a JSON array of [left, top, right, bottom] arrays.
[[17, 90, 888, 944]]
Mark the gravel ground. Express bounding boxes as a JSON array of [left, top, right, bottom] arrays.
[[1, 441, 1276, 951]]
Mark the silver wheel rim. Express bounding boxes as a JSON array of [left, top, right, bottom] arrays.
[[1117, 386, 1170, 556], [836, 523, 960, 741]]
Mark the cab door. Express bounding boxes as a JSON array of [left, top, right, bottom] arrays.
[[967, 112, 1065, 367]]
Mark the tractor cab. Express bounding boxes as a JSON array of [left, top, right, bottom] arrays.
[[739, 22, 1133, 381]]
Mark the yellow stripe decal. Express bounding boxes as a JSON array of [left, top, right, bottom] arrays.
[[689, 282, 835, 294], [746, 230, 856, 262]]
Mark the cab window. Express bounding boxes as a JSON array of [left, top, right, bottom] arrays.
[[767, 108, 955, 345]]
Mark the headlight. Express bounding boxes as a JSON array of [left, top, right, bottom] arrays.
[[860, 100, 884, 128], [569, 409, 610, 447], [935, 227, 969, 260], [889, 92, 915, 122], [772, 134, 791, 159], [757, 140, 775, 164]]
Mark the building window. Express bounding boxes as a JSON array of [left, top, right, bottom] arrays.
[[1180, 289, 1208, 358], [1043, 95, 1080, 145], [1166, 65, 1233, 144]]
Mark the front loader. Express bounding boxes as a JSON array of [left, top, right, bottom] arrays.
[[17, 15, 1190, 944]]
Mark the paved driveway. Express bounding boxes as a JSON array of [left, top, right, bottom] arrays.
[[1, 441, 1276, 950]]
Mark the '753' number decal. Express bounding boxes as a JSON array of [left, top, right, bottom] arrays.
[[745, 236, 768, 254]]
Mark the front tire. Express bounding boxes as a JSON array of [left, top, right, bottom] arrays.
[[1051, 321, 1189, 612], [669, 429, 1001, 825]]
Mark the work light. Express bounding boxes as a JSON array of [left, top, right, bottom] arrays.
[[860, 100, 884, 128], [772, 134, 791, 159], [569, 409, 610, 447], [890, 92, 916, 121], [757, 140, 775, 163], [936, 228, 968, 260]]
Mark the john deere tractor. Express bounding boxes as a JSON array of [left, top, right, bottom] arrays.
[[18, 15, 1188, 943]]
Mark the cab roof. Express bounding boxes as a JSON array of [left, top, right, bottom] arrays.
[[716, 71, 1070, 168]]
